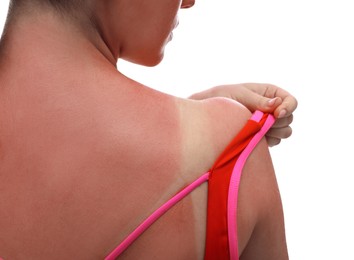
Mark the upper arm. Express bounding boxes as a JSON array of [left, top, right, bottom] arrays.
[[238, 137, 288, 260]]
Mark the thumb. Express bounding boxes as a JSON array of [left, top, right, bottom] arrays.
[[235, 92, 282, 113], [263, 96, 283, 112]]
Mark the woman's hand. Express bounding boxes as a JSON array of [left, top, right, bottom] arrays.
[[189, 83, 298, 147]]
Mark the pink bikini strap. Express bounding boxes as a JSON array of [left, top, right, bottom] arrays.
[[105, 172, 210, 260], [227, 111, 275, 260]]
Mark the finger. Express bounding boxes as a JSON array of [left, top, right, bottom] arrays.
[[271, 114, 293, 128], [266, 126, 293, 139], [265, 136, 281, 147], [274, 95, 298, 119], [264, 96, 283, 111]]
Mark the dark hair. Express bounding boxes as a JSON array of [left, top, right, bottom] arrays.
[[43, 0, 86, 13], [9, 0, 87, 16], [1, 0, 91, 51]]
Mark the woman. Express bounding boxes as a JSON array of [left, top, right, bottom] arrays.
[[0, 0, 296, 259]]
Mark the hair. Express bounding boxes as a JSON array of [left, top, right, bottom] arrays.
[[1, 0, 93, 53], [8, 0, 90, 19]]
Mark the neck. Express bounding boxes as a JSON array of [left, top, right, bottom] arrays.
[[0, 10, 118, 75]]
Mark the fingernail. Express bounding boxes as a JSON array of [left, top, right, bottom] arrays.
[[267, 98, 277, 107], [278, 109, 287, 118]]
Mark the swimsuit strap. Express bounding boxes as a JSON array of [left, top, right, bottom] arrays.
[[204, 112, 269, 260], [105, 173, 210, 260]]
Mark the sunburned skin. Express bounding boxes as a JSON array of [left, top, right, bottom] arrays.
[[0, 17, 193, 258], [0, 5, 199, 259], [0, 55, 284, 258], [0, 0, 288, 258], [0, 67, 191, 259]]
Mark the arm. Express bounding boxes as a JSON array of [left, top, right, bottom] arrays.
[[238, 137, 288, 259]]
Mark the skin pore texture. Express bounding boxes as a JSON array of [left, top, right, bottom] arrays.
[[0, 0, 288, 259]]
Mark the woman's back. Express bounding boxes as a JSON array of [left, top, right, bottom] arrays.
[[0, 1, 289, 258], [0, 62, 252, 258], [0, 64, 191, 258], [0, 67, 286, 259]]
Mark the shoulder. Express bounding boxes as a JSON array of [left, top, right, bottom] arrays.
[[176, 96, 252, 180], [199, 97, 254, 165]]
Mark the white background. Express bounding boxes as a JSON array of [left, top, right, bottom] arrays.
[[1, 0, 354, 259]]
